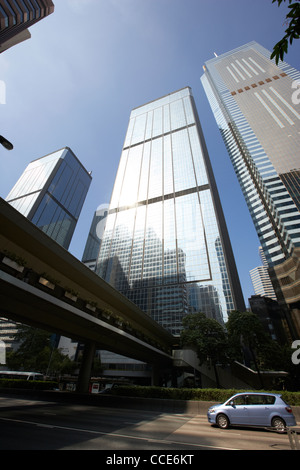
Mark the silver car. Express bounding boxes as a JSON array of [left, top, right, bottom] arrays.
[[207, 392, 296, 432]]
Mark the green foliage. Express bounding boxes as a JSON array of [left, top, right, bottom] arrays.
[[226, 310, 268, 359], [6, 325, 78, 376], [280, 390, 300, 406], [110, 385, 300, 406], [271, 0, 300, 64], [3, 250, 27, 266], [179, 311, 299, 390], [0, 379, 58, 390], [180, 312, 228, 366]]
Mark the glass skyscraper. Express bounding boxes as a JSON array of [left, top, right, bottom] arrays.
[[96, 87, 245, 335], [6, 147, 92, 249], [250, 247, 277, 301], [201, 41, 300, 336]]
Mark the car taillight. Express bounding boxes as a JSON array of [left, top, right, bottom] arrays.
[[285, 407, 292, 413]]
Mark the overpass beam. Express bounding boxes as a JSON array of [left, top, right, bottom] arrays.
[[77, 341, 96, 393]]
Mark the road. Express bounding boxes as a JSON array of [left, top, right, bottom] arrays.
[[0, 395, 295, 452]]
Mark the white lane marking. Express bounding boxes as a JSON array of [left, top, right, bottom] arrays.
[[0, 416, 239, 450]]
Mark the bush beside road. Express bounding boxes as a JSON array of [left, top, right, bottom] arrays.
[[1, 385, 300, 423]]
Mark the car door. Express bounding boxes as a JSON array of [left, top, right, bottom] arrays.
[[226, 394, 249, 425], [246, 394, 271, 426]]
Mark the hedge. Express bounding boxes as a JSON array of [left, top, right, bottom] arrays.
[[110, 385, 300, 406], [0, 379, 58, 390]]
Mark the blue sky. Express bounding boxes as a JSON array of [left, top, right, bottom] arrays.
[[1, 0, 299, 307]]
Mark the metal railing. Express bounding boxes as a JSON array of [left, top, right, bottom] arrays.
[[287, 427, 300, 450]]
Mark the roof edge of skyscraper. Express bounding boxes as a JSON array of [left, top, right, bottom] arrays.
[[29, 146, 67, 162], [204, 40, 259, 64], [63, 146, 93, 177], [132, 86, 192, 111], [30, 147, 92, 178]]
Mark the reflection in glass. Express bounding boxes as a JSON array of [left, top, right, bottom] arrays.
[[96, 88, 244, 335]]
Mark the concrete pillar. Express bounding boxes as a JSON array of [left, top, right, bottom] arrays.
[[151, 364, 160, 386], [77, 341, 96, 393]]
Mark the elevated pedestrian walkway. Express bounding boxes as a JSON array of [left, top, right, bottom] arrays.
[[173, 348, 290, 390]]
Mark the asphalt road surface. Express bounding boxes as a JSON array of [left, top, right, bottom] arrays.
[[0, 396, 296, 452]]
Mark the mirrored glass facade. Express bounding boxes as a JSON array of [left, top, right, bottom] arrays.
[[6, 147, 92, 249], [82, 204, 108, 270], [201, 42, 300, 269], [96, 87, 245, 335]]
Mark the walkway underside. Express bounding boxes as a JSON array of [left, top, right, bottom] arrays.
[[0, 269, 173, 366], [0, 198, 175, 391]]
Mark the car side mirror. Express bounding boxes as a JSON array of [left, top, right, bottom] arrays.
[[229, 400, 235, 407]]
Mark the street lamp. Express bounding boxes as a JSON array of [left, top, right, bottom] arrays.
[[0, 135, 13, 150]]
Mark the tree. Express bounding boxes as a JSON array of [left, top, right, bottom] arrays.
[[271, 0, 300, 64], [180, 312, 228, 387], [6, 325, 77, 376], [226, 311, 267, 360], [226, 310, 272, 387], [7, 325, 51, 372]]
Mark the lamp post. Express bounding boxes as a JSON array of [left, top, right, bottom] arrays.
[[0, 135, 13, 150]]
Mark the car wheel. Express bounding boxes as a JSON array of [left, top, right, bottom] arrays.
[[216, 413, 230, 429], [271, 416, 286, 433]]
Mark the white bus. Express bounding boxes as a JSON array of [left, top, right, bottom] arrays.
[[0, 371, 44, 381]]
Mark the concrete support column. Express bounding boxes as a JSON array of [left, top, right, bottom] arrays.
[[151, 364, 160, 386], [77, 341, 96, 393]]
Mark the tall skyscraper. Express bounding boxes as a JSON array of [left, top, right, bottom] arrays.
[[250, 269, 277, 301], [96, 87, 245, 336], [250, 246, 276, 300], [3, 146, 91, 357], [6, 147, 92, 249], [250, 265, 276, 300], [0, 0, 54, 53], [201, 41, 300, 336]]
